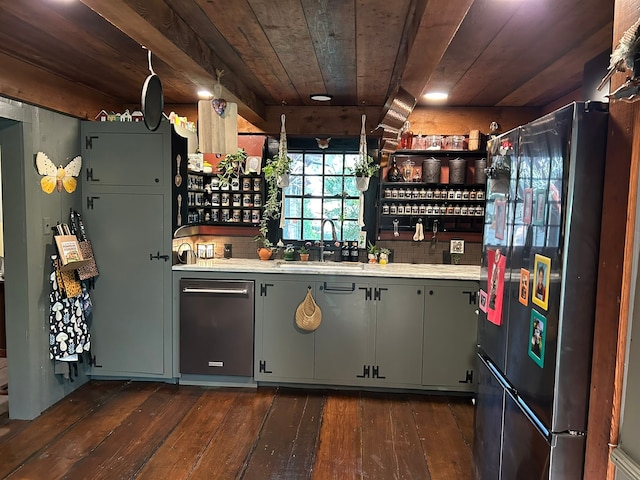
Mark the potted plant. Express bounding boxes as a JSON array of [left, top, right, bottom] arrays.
[[216, 148, 247, 187], [350, 154, 380, 191], [263, 152, 293, 188], [299, 242, 311, 261], [379, 247, 391, 265], [451, 252, 463, 265], [254, 234, 275, 261], [367, 241, 380, 263], [283, 244, 295, 261]]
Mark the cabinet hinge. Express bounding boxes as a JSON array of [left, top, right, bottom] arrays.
[[85, 135, 99, 150], [359, 287, 372, 301], [356, 365, 370, 378], [86, 196, 100, 210], [260, 283, 274, 296], [463, 290, 478, 305], [458, 370, 474, 384], [374, 287, 388, 301], [86, 168, 100, 182], [372, 365, 386, 379], [259, 360, 272, 374]]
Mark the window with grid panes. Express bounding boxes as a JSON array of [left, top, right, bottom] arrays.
[[281, 150, 362, 241]]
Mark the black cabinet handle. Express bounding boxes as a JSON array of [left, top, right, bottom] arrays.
[[323, 282, 356, 293]]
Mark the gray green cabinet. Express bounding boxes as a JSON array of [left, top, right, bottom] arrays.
[[314, 279, 424, 387], [81, 121, 181, 378], [254, 277, 315, 382], [422, 280, 478, 391]]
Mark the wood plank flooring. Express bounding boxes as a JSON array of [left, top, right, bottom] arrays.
[[0, 381, 475, 480]]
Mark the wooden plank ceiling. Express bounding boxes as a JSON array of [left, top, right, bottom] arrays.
[[0, 0, 612, 127]]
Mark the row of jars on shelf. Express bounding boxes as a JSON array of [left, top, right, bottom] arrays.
[[383, 187, 485, 201], [382, 203, 485, 217], [187, 208, 262, 225], [188, 191, 262, 208], [187, 174, 263, 192]]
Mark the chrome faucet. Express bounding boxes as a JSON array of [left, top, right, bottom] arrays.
[[319, 218, 337, 262]]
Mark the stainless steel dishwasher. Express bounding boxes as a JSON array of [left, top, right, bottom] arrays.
[[180, 279, 254, 376]]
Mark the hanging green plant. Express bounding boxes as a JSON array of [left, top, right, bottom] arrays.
[[216, 148, 247, 187]]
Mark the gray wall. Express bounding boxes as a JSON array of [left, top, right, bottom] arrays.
[[0, 98, 88, 419]]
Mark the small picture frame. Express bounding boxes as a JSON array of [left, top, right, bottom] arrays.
[[479, 289, 488, 313], [532, 254, 551, 310], [450, 239, 465, 254], [519, 268, 530, 306], [528, 310, 546, 368]]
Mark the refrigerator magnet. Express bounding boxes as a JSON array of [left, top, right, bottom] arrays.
[[532, 254, 551, 310], [528, 310, 546, 368], [523, 188, 533, 225], [519, 268, 530, 306], [494, 197, 507, 240], [487, 248, 506, 325], [479, 289, 488, 313]]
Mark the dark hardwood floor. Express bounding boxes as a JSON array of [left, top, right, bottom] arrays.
[[0, 381, 474, 479]]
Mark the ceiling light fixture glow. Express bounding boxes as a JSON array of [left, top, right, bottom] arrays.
[[310, 93, 333, 102], [423, 92, 449, 101], [198, 90, 213, 98]]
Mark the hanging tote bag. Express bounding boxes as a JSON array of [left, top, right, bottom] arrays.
[[70, 210, 99, 280], [295, 287, 322, 331]]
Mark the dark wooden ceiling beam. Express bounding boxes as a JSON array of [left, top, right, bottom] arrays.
[[301, 0, 357, 105], [0, 52, 122, 119], [194, 0, 299, 106], [356, 0, 412, 107], [79, 0, 267, 125], [497, 23, 613, 107], [400, 0, 475, 101]]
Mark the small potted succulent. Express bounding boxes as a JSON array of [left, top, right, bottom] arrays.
[[299, 242, 311, 262], [283, 244, 295, 261], [379, 247, 391, 265], [367, 241, 380, 263]]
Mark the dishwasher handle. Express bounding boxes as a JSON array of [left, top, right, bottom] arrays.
[[182, 287, 249, 295]]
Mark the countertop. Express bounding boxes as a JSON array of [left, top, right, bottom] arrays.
[[173, 258, 481, 281]]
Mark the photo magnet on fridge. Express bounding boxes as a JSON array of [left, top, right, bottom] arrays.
[[487, 248, 506, 325], [494, 197, 507, 240], [532, 254, 551, 310], [479, 289, 488, 313], [533, 189, 547, 226], [529, 310, 546, 368], [523, 188, 533, 225], [519, 268, 530, 306]]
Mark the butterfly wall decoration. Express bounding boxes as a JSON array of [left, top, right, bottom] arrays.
[[36, 152, 82, 194]]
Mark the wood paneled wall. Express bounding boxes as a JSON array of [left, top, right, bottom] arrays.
[[585, 1, 640, 479]]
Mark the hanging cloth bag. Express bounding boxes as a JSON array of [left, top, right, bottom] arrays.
[[70, 210, 99, 280]]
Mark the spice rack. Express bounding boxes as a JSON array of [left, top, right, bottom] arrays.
[[186, 171, 264, 226], [377, 149, 487, 240]]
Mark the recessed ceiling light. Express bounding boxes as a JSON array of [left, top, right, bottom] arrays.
[[198, 90, 213, 98], [310, 94, 333, 102], [423, 92, 449, 101]]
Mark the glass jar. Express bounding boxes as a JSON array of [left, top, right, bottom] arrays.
[[382, 203, 390, 215]]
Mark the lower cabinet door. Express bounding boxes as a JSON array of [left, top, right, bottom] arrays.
[[85, 192, 168, 376], [374, 283, 424, 386], [314, 280, 373, 384], [255, 279, 315, 381], [422, 281, 478, 391]]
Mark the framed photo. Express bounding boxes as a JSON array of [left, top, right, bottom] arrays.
[[523, 188, 533, 224], [450, 239, 465, 254], [528, 310, 546, 368], [486, 248, 506, 326], [519, 268, 530, 306], [494, 197, 507, 240], [479, 289, 488, 313], [533, 189, 546, 226], [532, 254, 551, 310]]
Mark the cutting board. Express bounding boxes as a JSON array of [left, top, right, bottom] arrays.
[[198, 99, 238, 154]]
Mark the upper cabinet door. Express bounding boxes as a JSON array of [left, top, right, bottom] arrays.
[[82, 122, 168, 187]]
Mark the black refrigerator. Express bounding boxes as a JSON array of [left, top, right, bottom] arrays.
[[474, 102, 609, 479]]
